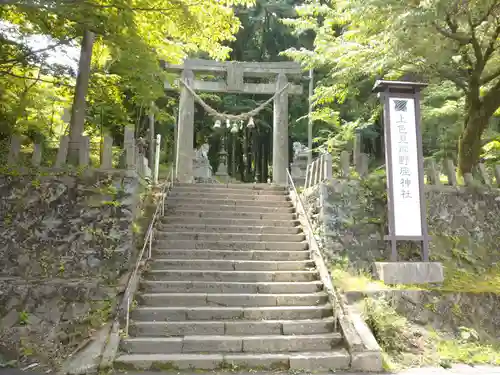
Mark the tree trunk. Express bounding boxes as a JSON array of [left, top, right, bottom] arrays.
[[458, 107, 489, 174], [68, 29, 95, 164]]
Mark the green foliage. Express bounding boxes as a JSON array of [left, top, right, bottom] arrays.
[[364, 297, 409, 354], [364, 296, 500, 368], [0, 67, 71, 141], [436, 329, 500, 366], [284, 0, 500, 172], [440, 265, 500, 294], [421, 82, 464, 160], [0, 0, 255, 161], [18, 310, 29, 325], [101, 200, 120, 207]]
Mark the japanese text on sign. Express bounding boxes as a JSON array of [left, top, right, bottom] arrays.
[[388, 97, 423, 236]]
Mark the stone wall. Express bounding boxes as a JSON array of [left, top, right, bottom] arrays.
[[389, 290, 500, 340], [305, 179, 500, 269], [305, 178, 500, 341], [344, 289, 500, 341], [0, 170, 145, 369]]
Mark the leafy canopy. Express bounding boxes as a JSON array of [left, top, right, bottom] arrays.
[[0, 0, 254, 146], [284, 0, 500, 170]]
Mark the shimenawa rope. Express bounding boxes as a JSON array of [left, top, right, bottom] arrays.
[[180, 79, 291, 122]]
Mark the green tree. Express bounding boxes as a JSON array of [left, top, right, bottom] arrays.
[[224, 0, 315, 143], [0, 0, 254, 160], [285, 0, 500, 174]]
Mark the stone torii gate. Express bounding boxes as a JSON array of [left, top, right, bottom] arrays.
[[163, 59, 303, 185]]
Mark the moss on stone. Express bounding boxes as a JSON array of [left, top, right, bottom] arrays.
[[431, 265, 500, 294], [150, 361, 180, 371], [433, 329, 500, 366], [363, 296, 500, 370]]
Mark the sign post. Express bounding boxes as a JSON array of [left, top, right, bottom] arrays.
[[373, 80, 430, 262]]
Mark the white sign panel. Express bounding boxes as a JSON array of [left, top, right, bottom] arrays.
[[388, 97, 422, 237]]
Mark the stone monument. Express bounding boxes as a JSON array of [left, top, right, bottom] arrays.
[[193, 143, 212, 179], [291, 142, 309, 187]]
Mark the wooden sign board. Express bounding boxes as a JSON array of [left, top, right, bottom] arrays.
[[373, 80, 430, 261]]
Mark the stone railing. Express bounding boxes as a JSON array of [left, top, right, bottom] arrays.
[[335, 150, 500, 188], [303, 152, 333, 189], [5, 127, 153, 182], [304, 149, 500, 189], [287, 168, 383, 371]]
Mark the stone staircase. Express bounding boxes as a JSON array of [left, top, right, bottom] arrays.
[[114, 183, 350, 371]]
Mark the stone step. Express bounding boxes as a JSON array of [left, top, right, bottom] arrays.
[[114, 349, 350, 371], [153, 240, 308, 251], [174, 183, 285, 192], [140, 280, 324, 294], [162, 209, 296, 220], [166, 203, 294, 214], [160, 217, 300, 228], [120, 333, 342, 354], [157, 223, 301, 234], [137, 292, 328, 307], [293, 177, 306, 186], [168, 197, 291, 208], [151, 249, 311, 261], [129, 318, 334, 337], [144, 270, 318, 282], [171, 188, 285, 196], [131, 304, 333, 321], [154, 231, 305, 243], [149, 259, 314, 271], [169, 191, 288, 201]]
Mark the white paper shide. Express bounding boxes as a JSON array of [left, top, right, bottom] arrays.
[[388, 97, 422, 237]]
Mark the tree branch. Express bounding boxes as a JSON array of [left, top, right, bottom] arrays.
[[0, 0, 73, 4], [445, 12, 459, 33], [0, 37, 76, 65], [0, 0, 203, 12], [469, 2, 500, 28], [0, 70, 74, 87], [467, 13, 484, 68], [433, 21, 471, 44], [23, 66, 44, 93], [483, 23, 500, 63], [481, 74, 500, 115], [481, 66, 500, 84], [88, 1, 203, 12], [434, 66, 468, 90]]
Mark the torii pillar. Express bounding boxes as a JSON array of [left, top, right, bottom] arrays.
[[176, 69, 195, 183], [273, 73, 289, 185]]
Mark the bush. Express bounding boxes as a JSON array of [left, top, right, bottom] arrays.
[[363, 297, 409, 354]]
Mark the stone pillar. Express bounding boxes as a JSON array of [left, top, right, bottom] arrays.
[[7, 135, 21, 166], [324, 153, 332, 180], [101, 136, 113, 169], [55, 136, 69, 167], [318, 154, 325, 182], [173, 109, 178, 177], [495, 165, 500, 188], [154, 134, 161, 185], [176, 69, 195, 183], [216, 139, 228, 183], [32, 143, 42, 166], [148, 106, 155, 170], [353, 130, 362, 167], [304, 164, 312, 189], [313, 159, 320, 185], [124, 126, 135, 169], [272, 73, 289, 185], [79, 135, 90, 167]]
